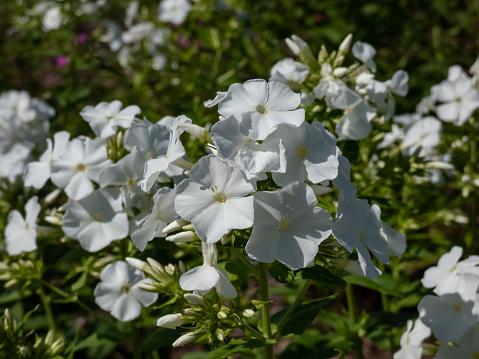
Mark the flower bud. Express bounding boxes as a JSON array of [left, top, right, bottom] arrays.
[[217, 311, 228, 320], [125, 257, 148, 272], [172, 332, 198, 347], [338, 33, 353, 54], [333, 67, 348, 78], [163, 219, 189, 234], [243, 309, 254, 318], [184, 293, 205, 305], [285, 35, 309, 56], [157, 313, 184, 329], [310, 184, 332, 196], [172, 158, 194, 171], [44, 188, 62, 205], [166, 231, 198, 242], [178, 123, 213, 143]]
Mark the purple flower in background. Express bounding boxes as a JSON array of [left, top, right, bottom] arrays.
[[55, 56, 69, 68], [77, 33, 88, 44]]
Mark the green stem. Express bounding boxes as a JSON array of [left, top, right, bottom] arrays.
[[346, 283, 363, 359], [258, 263, 273, 359], [273, 280, 311, 337], [38, 285, 55, 331], [41, 280, 94, 314], [243, 322, 266, 340], [151, 351, 160, 359]]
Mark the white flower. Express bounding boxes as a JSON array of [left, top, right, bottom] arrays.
[[285, 35, 310, 56], [158, 0, 191, 25], [266, 121, 339, 187], [218, 79, 305, 140], [245, 181, 332, 270], [400, 116, 441, 157], [121, 22, 154, 44], [62, 188, 129, 252], [0, 144, 30, 182], [269, 58, 309, 86], [418, 273, 479, 342], [131, 187, 179, 251], [42, 5, 62, 32], [94, 261, 158, 321], [51, 137, 112, 200], [5, 197, 40, 256], [24, 131, 70, 189], [80, 101, 140, 138], [352, 41, 376, 72], [435, 65, 479, 126], [0, 90, 54, 123], [211, 115, 286, 181], [331, 155, 357, 200], [175, 155, 254, 243], [313, 63, 362, 110], [436, 324, 479, 359], [157, 313, 184, 329], [335, 100, 376, 140], [204, 91, 227, 108], [179, 243, 237, 298], [421, 246, 479, 289], [393, 319, 430, 359], [332, 198, 389, 278]]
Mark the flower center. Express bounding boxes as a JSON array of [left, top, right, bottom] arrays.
[[126, 178, 137, 186], [77, 163, 86, 172], [279, 220, 291, 230], [449, 264, 458, 273], [297, 145, 307, 159], [106, 115, 116, 120], [453, 302, 462, 312], [92, 213, 102, 222], [256, 104, 268, 115], [214, 193, 227, 203], [121, 285, 131, 294]]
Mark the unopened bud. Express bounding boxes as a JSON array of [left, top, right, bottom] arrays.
[[137, 282, 158, 292], [44, 188, 62, 205], [310, 184, 332, 196], [172, 331, 198, 347], [178, 123, 213, 144], [163, 219, 189, 234], [172, 158, 194, 171], [157, 313, 184, 329], [217, 311, 228, 320], [216, 328, 225, 341], [184, 293, 204, 305], [243, 309, 254, 318], [285, 35, 309, 56], [182, 224, 195, 231], [338, 33, 353, 54], [166, 231, 198, 242], [44, 215, 62, 226], [126, 257, 148, 272], [333, 67, 348, 78]]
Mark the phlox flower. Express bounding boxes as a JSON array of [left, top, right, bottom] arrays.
[[24, 131, 70, 189], [332, 198, 389, 278], [331, 155, 357, 200], [352, 41, 376, 72], [0, 144, 31, 182], [80, 100, 141, 138], [204, 91, 227, 108], [218, 79, 305, 141], [0, 90, 54, 123], [393, 319, 430, 359], [335, 100, 376, 141], [94, 261, 158, 321], [124, 118, 170, 159], [211, 115, 286, 181], [121, 22, 154, 44], [158, 0, 191, 25], [418, 273, 479, 342], [313, 63, 362, 110], [269, 58, 310, 87], [370, 205, 406, 258], [51, 137, 112, 200], [436, 324, 479, 359], [400, 116, 441, 157], [62, 188, 129, 252], [179, 243, 237, 298], [5, 196, 40, 256], [245, 181, 332, 270], [131, 187, 179, 251], [138, 115, 191, 192], [421, 246, 479, 289], [175, 155, 254, 243], [435, 65, 479, 126], [266, 121, 339, 187]]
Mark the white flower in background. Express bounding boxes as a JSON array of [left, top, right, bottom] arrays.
[[418, 273, 479, 342], [245, 181, 332, 270], [436, 324, 479, 359], [0, 90, 54, 123], [313, 63, 362, 110], [124, 119, 170, 158], [332, 198, 389, 278], [158, 0, 191, 25], [124, 1, 139, 28], [377, 124, 405, 149], [367, 70, 409, 118], [204, 91, 227, 108], [94, 261, 158, 321], [100, 20, 123, 51], [400, 116, 441, 157], [80, 101, 141, 138], [138, 115, 191, 192], [175, 155, 254, 243], [269, 58, 310, 87], [335, 100, 376, 140], [51, 137, 112, 200], [218, 79, 305, 140], [24, 131, 70, 189], [122, 22, 155, 44], [421, 246, 479, 289], [131, 187, 179, 251], [0, 144, 31, 182], [352, 41, 376, 72], [211, 115, 286, 181], [370, 204, 406, 258], [5, 196, 40, 256], [42, 4, 63, 32], [393, 319, 430, 359], [62, 188, 129, 252], [179, 243, 237, 298], [266, 121, 339, 187], [435, 65, 479, 126]]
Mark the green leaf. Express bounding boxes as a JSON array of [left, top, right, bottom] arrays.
[[344, 274, 400, 297], [271, 295, 338, 336], [269, 261, 294, 283], [74, 334, 113, 351], [300, 265, 346, 287], [141, 328, 183, 351], [207, 339, 266, 359]]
